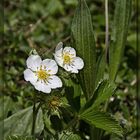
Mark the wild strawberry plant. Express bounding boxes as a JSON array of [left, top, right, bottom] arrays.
[[1, 0, 134, 140]]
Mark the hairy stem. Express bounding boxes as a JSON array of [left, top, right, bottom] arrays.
[[31, 93, 37, 136], [104, 0, 110, 112], [31, 105, 36, 136], [105, 0, 109, 63]]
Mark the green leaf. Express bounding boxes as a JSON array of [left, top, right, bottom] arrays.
[[43, 113, 55, 136], [127, 33, 137, 51], [1, 106, 44, 139], [81, 80, 116, 112], [0, 96, 14, 120], [80, 110, 123, 137], [109, 0, 132, 81], [0, 96, 14, 139], [59, 131, 81, 140], [71, 0, 96, 99], [91, 81, 116, 109]]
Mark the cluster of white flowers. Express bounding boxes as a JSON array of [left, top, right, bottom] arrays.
[[24, 42, 84, 94]]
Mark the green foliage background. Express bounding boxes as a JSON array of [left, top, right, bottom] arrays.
[[1, 0, 138, 139]]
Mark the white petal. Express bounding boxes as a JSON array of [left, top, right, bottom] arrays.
[[72, 57, 84, 70], [63, 64, 78, 73], [34, 81, 51, 93], [48, 76, 62, 89], [63, 47, 76, 57], [54, 42, 63, 66], [42, 59, 58, 74], [56, 42, 63, 51], [54, 54, 63, 67], [26, 55, 42, 71], [55, 42, 63, 57], [24, 69, 37, 84]]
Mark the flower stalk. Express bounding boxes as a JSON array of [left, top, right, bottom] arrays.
[[105, 0, 109, 63], [31, 93, 42, 136], [31, 93, 37, 136]]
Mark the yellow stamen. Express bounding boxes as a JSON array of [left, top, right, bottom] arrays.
[[36, 66, 50, 81], [63, 53, 72, 64]]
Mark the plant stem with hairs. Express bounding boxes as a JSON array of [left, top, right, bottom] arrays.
[[105, 0, 109, 63], [31, 93, 37, 136]]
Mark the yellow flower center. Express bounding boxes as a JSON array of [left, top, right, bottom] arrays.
[[63, 53, 72, 64], [37, 70, 49, 80], [36, 65, 50, 81]]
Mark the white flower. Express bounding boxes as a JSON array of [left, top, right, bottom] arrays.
[[24, 55, 62, 93], [54, 42, 84, 73]]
